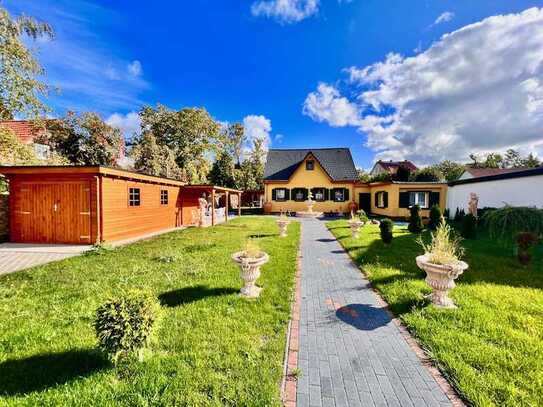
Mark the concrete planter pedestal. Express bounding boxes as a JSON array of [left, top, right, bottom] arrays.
[[231, 251, 269, 298], [276, 218, 290, 237], [348, 219, 364, 238], [416, 254, 468, 308]]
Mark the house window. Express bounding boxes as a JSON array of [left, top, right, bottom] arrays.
[[160, 189, 168, 205], [334, 189, 345, 202], [313, 188, 325, 201], [276, 189, 287, 201], [129, 188, 141, 206], [294, 189, 305, 202], [409, 191, 428, 208], [306, 160, 314, 170], [377, 192, 386, 208]]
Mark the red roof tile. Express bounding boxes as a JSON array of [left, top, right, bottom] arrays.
[[464, 167, 529, 178]]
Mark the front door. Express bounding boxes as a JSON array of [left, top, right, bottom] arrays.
[[359, 193, 371, 214]]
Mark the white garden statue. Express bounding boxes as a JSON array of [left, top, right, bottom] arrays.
[[468, 193, 479, 218]]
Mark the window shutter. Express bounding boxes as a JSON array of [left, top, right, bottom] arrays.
[[272, 189, 277, 201], [344, 188, 349, 201], [323, 188, 329, 201], [399, 192, 410, 208], [384, 191, 388, 208], [302, 188, 309, 200], [429, 192, 440, 207], [284, 188, 290, 201], [329, 188, 335, 201]]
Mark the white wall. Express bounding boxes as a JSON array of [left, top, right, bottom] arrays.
[[447, 174, 543, 213]]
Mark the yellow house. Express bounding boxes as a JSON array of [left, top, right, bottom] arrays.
[[263, 148, 448, 218]]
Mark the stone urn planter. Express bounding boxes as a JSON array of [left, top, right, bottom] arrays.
[[416, 254, 468, 308], [276, 218, 290, 237], [348, 219, 364, 238], [231, 251, 269, 298]]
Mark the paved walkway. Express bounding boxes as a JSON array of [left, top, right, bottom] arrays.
[[0, 244, 91, 276], [296, 219, 453, 407]]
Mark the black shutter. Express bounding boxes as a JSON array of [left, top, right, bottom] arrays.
[[399, 192, 410, 208], [383, 191, 389, 208], [303, 188, 309, 200], [284, 188, 290, 201], [429, 192, 440, 207], [329, 188, 335, 201], [344, 188, 349, 201], [272, 188, 277, 201], [323, 188, 329, 201]]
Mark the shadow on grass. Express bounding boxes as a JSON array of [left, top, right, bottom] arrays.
[[0, 349, 108, 396], [159, 285, 238, 307], [335, 304, 391, 330], [248, 233, 277, 239]]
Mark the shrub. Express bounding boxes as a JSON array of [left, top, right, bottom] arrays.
[[418, 219, 464, 265], [409, 167, 443, 182], [516, 232, 540, 265], [443, 209, 450, 220], [454, 208, 465, 222], [408, 205, 424, 233], [379, 218, 394, 244], [428, 205, 442, 230], [94, 290, 161, 363], [461, 214, 478, 239], [483, 206, 543, 246], [357, 209, 368, 223]]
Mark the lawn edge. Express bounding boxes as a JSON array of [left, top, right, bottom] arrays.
[[280, 221, 302, 407], [327, 221, 467, 407]]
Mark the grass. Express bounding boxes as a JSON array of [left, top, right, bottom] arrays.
[[0, 216, 300, 406], [327, 220, 543, 407]]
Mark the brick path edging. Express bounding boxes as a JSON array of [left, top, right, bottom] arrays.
[[280, 224, 302, 407]]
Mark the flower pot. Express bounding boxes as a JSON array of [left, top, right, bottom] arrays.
[[263, 201, 272, 214], [348, 219, 364, 238], [231, 251, 270, 298], [416, 254, 468, 308], [276, 218, 290, 237]]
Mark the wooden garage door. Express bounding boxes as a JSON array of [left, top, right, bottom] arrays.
[[13, 182, 92, 244]]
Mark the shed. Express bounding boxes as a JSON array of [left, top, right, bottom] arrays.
[[0, 166, 186, 244], [180, 185, 242, 226]]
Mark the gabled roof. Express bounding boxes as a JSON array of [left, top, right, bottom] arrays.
[[374, 160, 418, 173], [264, 148, 358, 182], [0, 120, 43, 144], [462, 167, 529, 178]]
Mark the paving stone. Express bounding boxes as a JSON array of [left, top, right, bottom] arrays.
[[297, 219, 452, 407]]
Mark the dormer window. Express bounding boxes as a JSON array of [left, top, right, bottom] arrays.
[[306, 160, 314, 170]]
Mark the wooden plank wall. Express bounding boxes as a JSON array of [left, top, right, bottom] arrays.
[[100, 176, 182, 242]]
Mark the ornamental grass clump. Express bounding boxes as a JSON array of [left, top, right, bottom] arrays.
[[242, 239, 262, 258], [418, 218, 464, 266], [94, 290, 161, 363]]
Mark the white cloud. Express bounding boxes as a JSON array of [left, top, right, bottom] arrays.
[[106, 111, 141, 140], [303, 83, 361, 127], [304, 7, 543, 165], [275, 133, 284, 143], [127, 60, 142, 77], [243, 114, 273, 150], [433, 11, 454, 25], [251, 0, 319, 24]]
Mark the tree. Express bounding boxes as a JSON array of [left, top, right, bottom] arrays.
[[236, 137, 266, 190], [0, 7, 53, 119], [131, 132, 183, 180], [483, 153, 504, 168], [433, 160, 465, 181], [208, 152, 237, 188], [37, 112, 123, 166], [409, 167, 443, 182], [504, 149, 523, 168], [395, 165, 411, 182], [522, 153, 541, 168], [0, 126, 35, 164], [222, 123, 245, 166], [139, 105, 221, 184], [357, 168, 371, 183]]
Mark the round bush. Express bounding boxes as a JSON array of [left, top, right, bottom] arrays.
[[428, 205, 442, 231], [94, 290, 161, 362], [379, 218, 394, 244], [461, 214, 477, 239], [408, 205, 424, 233]]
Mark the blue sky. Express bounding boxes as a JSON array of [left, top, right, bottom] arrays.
[[5, 0, 543, 168]]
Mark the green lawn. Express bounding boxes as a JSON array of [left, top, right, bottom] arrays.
[[327, 220, 543, 407], [0, 217, 300, 406]]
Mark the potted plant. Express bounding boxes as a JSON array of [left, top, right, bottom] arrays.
[[348, 211, 364, 238], [276, 210, 290, 237], [231, 239, 269, 298], [416, 218, 468, 308]]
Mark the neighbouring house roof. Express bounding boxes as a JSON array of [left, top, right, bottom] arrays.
[[264, 148, 358, 182], [462, 167, 529, 178], [449, 166, 543, 186], [372, 160, 418, 174], [0, 120, 43, 144]]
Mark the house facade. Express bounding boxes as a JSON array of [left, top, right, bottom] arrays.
[[263, 148, 447, 217]]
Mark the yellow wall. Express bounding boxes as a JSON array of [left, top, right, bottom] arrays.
[[264, 154, 356, 213], [367, 183, 447, 218]]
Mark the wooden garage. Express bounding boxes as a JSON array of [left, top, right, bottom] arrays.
[[0, 166, 186, 244]]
